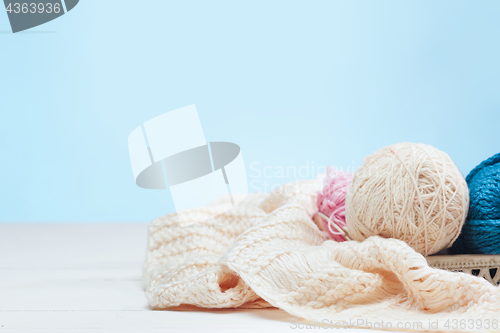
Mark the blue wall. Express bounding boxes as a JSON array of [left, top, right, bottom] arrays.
[[1, 1, 499, 222]]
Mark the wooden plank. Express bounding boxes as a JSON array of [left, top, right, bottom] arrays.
[[0, 269, 146, 311], [0, 224, 149, 269], [0, 309, 377, 333]]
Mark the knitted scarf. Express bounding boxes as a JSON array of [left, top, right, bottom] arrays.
[[144, 180, 500, 330]]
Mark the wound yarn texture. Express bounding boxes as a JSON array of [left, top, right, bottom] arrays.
[[345, 143, 469, 256], [316, 167, 352, 241], [453, 152, 500, 254]]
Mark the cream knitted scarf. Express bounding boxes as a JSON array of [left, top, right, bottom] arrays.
[[144, 180, 500, 329]]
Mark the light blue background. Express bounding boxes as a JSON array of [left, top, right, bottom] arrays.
[[1, 1, 499, 222]]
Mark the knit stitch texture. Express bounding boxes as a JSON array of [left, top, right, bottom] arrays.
[[453, 152, 500, 254], [145, 180, 500, 329]]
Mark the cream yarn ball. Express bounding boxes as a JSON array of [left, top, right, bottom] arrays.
[[345, 143, 469, 256]]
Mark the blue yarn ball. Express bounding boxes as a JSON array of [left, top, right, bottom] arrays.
[[453, 153, 500, 254]]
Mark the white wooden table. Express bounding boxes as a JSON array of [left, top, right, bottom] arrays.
[[0, 224, 389, 332]]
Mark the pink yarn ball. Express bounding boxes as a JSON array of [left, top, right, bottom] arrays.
[[316, 167, 353, 241]]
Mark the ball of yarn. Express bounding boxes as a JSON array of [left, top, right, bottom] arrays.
[[345, 143, 469, 256], [316, 167, 353, 241], [452, 153, 500, 254]]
